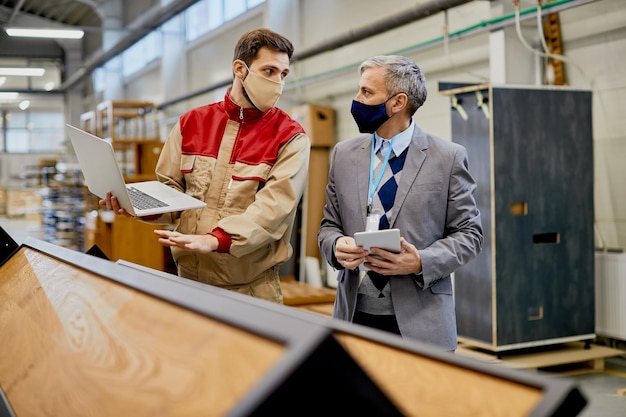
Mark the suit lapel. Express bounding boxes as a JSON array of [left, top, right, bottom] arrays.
[[356, 134, 373, 225], [388, 126, 428, 227]]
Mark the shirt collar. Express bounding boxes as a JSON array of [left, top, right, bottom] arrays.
[[374, 118, 414, 157]]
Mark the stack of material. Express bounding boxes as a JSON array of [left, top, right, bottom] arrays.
[[280, 278, 336, 316]]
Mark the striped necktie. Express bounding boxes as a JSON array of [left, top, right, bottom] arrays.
[[368, 143, 407, 296], [375, 141, 405, 229]]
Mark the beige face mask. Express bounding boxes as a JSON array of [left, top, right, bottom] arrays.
[[242, 63, 284, 112]]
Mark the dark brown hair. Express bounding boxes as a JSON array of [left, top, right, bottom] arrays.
[[233, 28, 294, 65]]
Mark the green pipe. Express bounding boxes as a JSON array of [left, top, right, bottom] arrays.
[[287, 0, 591, 89]]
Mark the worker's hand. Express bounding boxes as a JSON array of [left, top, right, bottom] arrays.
[[99, 192, 132, 217], [335, 236, 368, 270], [365, 237, 422, 276], [154, 230, 218, 254]]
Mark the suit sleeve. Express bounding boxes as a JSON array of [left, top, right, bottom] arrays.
[[418, 144, 483, 287], [318, 145, 345, 269]]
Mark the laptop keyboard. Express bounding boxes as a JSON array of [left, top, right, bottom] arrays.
[[127, 186, 169, 210]]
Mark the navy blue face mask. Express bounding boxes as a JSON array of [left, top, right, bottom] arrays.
[[350, 97, 392, 133]]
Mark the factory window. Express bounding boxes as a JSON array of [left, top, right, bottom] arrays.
[[185, 0, 265, 43], [122, 31, 163, 78], [92, 67, 105, 94], [2, 111, 65, 154]]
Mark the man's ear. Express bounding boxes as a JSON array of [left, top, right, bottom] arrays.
[[391, 92, 408, 114], [233, 59, 247, 80]]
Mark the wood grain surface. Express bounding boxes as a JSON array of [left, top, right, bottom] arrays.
[[0, 247, 284, 417], [280, 280, 335, 306], [334, 332, 542, 417]]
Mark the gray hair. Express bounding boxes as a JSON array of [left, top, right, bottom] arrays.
[[359, 55, 427, 114]]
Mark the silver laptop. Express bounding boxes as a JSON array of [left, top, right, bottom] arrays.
[[66, 124, 206, 217]]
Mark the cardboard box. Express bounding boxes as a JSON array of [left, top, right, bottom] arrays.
[[5, 188, 42, 220], [138, 140, 163, 176], [288, 104, 335, 147], [0, 185, 5, 215], [304, 149, 330, 260]]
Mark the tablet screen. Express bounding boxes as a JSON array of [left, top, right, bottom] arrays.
[[353, 228, 401, 253]]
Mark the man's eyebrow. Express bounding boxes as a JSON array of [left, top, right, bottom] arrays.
[[268, 64, 289, 72]]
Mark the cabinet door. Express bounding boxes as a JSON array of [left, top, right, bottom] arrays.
[[451, 86, 595, 350], [450, 88, 494, 345], [491, 87, 594, 347]]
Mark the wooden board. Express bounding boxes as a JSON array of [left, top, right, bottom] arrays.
[[457, 341, 625, 375], [335, 332, 541, 417], [280, 280, 335, 306], [0, 247, 284, 417], [0, 240, 590, 417]]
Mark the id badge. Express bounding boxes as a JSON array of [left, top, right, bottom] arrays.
[[366, 208, 383, 232]]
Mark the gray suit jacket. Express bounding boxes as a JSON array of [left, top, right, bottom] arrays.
[[318, 124, 483, 351]]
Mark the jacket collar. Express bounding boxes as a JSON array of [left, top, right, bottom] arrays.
[[224, 89, 272, 123]]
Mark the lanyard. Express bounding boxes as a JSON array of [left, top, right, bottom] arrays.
[[368, 132, 398, 214]]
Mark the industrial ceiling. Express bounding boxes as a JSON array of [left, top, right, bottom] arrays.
[[0, 0, 102, 59], [0, 0, 100, 27]]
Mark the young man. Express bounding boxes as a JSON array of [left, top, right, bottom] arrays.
[[102, 28, 311, 303], [317, 55, 483, 351]]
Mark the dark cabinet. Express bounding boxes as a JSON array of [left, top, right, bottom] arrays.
[[440, 83, 595, 351]]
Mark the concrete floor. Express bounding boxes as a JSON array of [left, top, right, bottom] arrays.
[[573, 350, 626, 417], [1, 215, 625, 416]]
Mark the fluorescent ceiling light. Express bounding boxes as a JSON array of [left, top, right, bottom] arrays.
[[0, 92, 19, 100], [0, 76, 5, 87], [5, 27, 84, 39], [0, 68, 45, 76]]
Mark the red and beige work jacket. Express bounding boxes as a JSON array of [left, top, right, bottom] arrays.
[[154, 91, 310, 288]]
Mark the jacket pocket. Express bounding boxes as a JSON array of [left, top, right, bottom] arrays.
[[223, 162, 271, 213], [180, 154, 214, 199], [180, 154, 196, 173], [430, 278, 452, 295]]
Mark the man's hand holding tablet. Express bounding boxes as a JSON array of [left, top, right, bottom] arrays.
[[353, 228, 401, 271]]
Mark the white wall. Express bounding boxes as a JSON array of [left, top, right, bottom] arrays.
[[560, 0, 626, 250], [93, 0, 626, 250], [552, 0, 626, 250]]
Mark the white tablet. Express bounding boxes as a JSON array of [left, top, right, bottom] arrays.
[[354, 228, 401, 253]]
